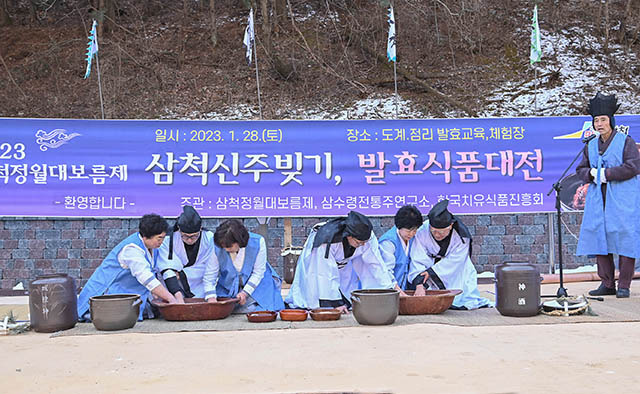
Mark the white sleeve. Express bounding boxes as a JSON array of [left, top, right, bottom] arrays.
[[202, 250, 220, 300], [243, 237, 267, 296], [379, 239, 397, 281], [408, 228, 435, 283], [156, 235, 181, 280], [118, 244, 161, 291]]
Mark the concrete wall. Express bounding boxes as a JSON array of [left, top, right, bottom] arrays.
[[0, 212, 593, 289]]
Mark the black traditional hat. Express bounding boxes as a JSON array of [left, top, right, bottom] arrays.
[[176, 205, 202, 233], [427, 200, 454, 229], [344, 211, 373, 241], [587, 92, 620, 128], [312, 211, 372, 258]]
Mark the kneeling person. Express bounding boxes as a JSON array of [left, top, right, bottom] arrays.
[[77, 214, 181, 321], [379, 205, 424, 290], [285, 211, 395, 313], [410, 200, 491, 310], [157, 205, 216, 299], [203, 219, 284, 313]]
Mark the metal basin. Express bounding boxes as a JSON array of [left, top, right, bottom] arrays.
[[351, 289, 399, 325], [399, 289, 462, 315], [90, 294, 141, 331], [152, 297, 237, 321]]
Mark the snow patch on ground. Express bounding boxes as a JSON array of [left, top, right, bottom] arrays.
[[162, 27, 640, 120], [481, 27, 640, 118]]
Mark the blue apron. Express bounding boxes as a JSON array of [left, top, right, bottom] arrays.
[[215, 232, 284, 311], [77, 233, 158, 321], [577, 132, 640, 258], [378, 227, 413, 290]]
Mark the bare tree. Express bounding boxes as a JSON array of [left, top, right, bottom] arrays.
[[0, 0, 11, 26], [209, 0, 217, 48]]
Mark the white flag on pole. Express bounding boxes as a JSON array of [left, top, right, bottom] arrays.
[[387, 5, 396, 62], [243, 8, 255, 66], [530, 5, 542, 65]]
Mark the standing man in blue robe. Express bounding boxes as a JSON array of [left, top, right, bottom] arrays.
[[410, 200, 491, 310], [77, 214, 181, 321], [203, 219, 284, 312], [157, 205, 216, 299], [379, 205, 424, 290], [285, 211, 395, 313], [576, 92, 640, 298]]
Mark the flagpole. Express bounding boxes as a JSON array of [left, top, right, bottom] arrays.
[[534, 67, 537, 113], [393, 61, 398, 118], [95, 51, 105, 120], [253, 40, 263, 120]]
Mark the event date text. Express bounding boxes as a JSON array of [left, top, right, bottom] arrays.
[[155, 129, 283, 143]]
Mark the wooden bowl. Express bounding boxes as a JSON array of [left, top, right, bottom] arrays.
[[309, 308, 342, 321], [152, 297, 237, 321], [399, 290, 462, 315], [246, 310, 277, 323], [279, 309, 308, 321]]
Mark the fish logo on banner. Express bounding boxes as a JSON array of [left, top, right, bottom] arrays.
[[84, 20, 99, 79], [243, 8, 255, 66], [387, 5, 396, 62], [35, 129, 82, 151]]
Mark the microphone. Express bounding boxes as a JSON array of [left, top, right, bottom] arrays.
[[582, 134, 597, 143]]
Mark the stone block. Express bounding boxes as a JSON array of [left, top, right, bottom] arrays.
[[53, 220, 72, 229], [483, 235, 502, 245], [480, 244, 504, 254], [11, 249, 29, 259], [35, 229, 61, 240], [515, 235, 535, 245], [477, 216, 491, 226], [522, 225, 545, 235], [488, 225, 506, 235]]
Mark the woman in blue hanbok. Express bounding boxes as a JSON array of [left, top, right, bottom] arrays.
[[202, 219, 284, 312], [77, 214, 181, 321]]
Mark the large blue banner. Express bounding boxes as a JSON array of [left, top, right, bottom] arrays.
[[0, 116, 638, 217]]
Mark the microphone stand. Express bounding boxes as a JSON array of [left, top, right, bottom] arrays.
[[546, 136, 594, 298]]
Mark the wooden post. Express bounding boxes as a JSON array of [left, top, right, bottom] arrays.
[[284, 217, 292, 248]]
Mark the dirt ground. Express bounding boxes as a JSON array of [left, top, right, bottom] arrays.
[[2, 281, 639, 394]]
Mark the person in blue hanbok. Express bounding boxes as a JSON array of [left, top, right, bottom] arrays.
[[157, 205, 215, 299], [410, 200, 491, 310], [202, 219, 284, 313], [379, 205, 424, 290], [285, 211, 395, 313], [77, 214, 181, 321], [576, 93, 640, 298]]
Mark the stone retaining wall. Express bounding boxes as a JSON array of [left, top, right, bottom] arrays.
[[0, 212, 592, 289]]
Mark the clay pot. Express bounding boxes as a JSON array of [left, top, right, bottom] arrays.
[[281, 246, 303, 284], [399, 289, 462, 315], [152, 297, 237, 321], [309, 308, 341, 321], [246, 310, 277, 323], [29, 274, 78, 333], [279, 309, 308, 321], [90, 294, 141, 331], [351, 289, 399, 325], [495, 262, 541, 317]]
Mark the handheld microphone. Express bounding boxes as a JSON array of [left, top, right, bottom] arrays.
[[582, 134, 597, 143]]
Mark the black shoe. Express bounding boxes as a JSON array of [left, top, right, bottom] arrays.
[[589, 283, 616, 296], [616, 288, 630, 298]]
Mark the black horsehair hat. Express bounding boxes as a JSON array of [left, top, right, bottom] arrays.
[[587, 92, 620, 128], [177, 205, 202, 233], [428, 200, 455, 229]]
